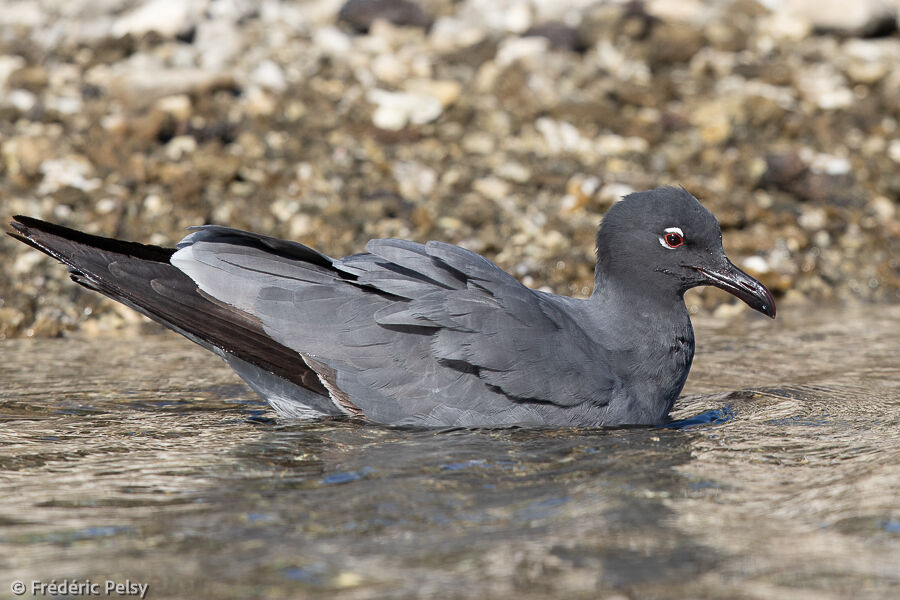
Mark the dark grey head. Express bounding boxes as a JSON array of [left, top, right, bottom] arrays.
[[594, 186, 775, 318]]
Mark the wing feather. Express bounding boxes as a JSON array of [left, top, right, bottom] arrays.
[[173, 228, 614, 424]]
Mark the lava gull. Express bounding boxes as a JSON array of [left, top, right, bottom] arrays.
[[9, 187, 775, 427]]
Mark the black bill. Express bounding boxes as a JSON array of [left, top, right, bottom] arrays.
[[696, 260, 776, 318]]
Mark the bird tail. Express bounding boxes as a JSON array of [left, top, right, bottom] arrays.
[[7, 216, 338, 415]]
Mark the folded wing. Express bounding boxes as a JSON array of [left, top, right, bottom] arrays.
[[173, 229, 615, 426]]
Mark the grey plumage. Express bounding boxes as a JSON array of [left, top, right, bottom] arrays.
[[9, 186, 775, 427]]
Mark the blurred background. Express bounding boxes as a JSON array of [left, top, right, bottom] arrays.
[[1, 0, 898, 338]]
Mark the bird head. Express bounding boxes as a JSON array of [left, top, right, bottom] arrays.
[[594, 187, 776, 318]]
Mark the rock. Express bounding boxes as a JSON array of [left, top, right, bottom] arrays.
[[473, 176, 511, 202], [760, 147, 860, 204], [314, 26, 353, 55], [112, 0, 202, 39], [496, 37, 550, 67], [428, 17, 486, 52], [0, 55, 26, 90], [761, 151, 808, 189], [579, 2, 656, 47], [0, 307, 25, 339], [798, 206, 828, 230], [535, 117, 589, 154], [598, 183, 636, 206], [758, 12, 812, 40], [888, 139, 900, 163], [194, 18, 242, 70], [690, 100, 735, 145], [5, 88, 37, 112], [4, 0, 43, 28], [784, 0, 898, 37], [742, 255, 771, 274], [97, 55, 234, 107], [392, 161, 437, 199], [371, 53, 409, 85], [840, 38, 900, 85], [2, 136, 55, 177], [643, 21, 706, 67], [461, 131, 495, 154], [45, 94, 82, 116], [645, 0, 711, 23], [249, 60, 287, 92], [809, 153, 851, 176], [522, 22, 587, 53], [367, 88, 443, 130], [338, 0, 432, 33], [38, 156, 101, 194], [595, 134, 649, 155], [796, 63, 853, 111], [2, 0, 899, 336], [164, 135, 198, 161], [712, 300, 747, 319], [465, 1, 532, 34], [6, 65, 48, 92], [154, 94, 192, 120], [563, 174, 601, 212], [496, 161, 531, 183], [403, 79, 461, 107], [868, 196, 895, 224]]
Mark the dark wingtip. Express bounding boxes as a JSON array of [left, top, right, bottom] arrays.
[[10, 215, 30, 235], [10, 214, 42, 231], [6, 230, 32, 245], [8, 215, 176, 262], [8, 216, 48, 249]]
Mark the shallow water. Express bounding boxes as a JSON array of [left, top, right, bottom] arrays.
[[0, 303, 897, 599]]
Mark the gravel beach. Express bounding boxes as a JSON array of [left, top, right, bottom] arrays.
[[1, 0, 898, 338]]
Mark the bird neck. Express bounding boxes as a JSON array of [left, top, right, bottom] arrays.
[[590, 271, 689, 326], [588, 272, 695, 423]]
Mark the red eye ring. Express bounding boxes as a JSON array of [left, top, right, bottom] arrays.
[[664, 232, 683, 248]]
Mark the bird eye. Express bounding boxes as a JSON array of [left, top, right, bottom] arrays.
[[665, 232, 683, 247], [658, 227, 684, 249]]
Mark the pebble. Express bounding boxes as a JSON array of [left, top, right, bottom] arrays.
[[367, 88, 443, 130], [165, 135, 198, 161], [1, 0, 898, 337], [888, 140, 900, 163], [522, 22, 586, 52], [473, 177, 511, 202], [784, 0, 898, 37], [798, 207, 828, 231], [249, 60, 287, 92], [6, 88, 36, 112], [338, 0, 432, 33], [809, 154, 851, 176], [38, 157, 101, 194], [404, 79, 461, 108], [462, 132, 496, 155], [112, 0, 200, 38], [195, 18, 242, 70], [392, 161, 437, 198], [742, 256, 771, 274], [155, 94, 192, 120], [496, 37, 550, 67], [796, 63, 854, 110], [0, 55, 26, 89], [315, 26, 353, 55], [598, 183, 636, 205]]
